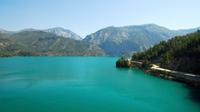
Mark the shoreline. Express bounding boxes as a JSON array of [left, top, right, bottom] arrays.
[[145, 69, 200, 87], [116, 59, 200, 87]]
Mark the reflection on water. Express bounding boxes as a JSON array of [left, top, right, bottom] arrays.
[[0, 57, 199, 112]]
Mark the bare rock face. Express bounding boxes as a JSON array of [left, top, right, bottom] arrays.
[[44, 27, 82, 40], [84, 24, 199, 56], [0, 30, 105, 56]]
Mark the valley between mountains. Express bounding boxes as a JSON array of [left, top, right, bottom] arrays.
[[0, 24, 199, 57]]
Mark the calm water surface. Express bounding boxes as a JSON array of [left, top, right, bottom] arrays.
[[0, 57, 199, 112]]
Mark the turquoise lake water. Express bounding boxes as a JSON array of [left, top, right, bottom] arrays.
[[0, 57, 199, 112]]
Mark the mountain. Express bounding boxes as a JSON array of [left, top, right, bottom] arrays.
[[20, 28, 38, 32], [0, 28, 8, 33], [1, 24, 199, 57], [132, 30, 200, 74], [44, 27, 82, 40], [84, 24, 199, 56], [18, 27, 82, 40], [0, 30, 105, 56], [0, 28, 13, 34], [0, 35, 26, 56]]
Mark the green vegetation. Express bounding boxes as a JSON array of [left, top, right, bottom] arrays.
[[140, 60, 151, 69], [0, 51, 17, 57], [116, 57, 130, 68], [132, 31, 200, 74], [1, 25, 199, 57], [0, 31, 105, 57]]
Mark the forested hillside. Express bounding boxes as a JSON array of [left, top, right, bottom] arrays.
[[132, 30, 200, 74], [0, 31, 105, 56]]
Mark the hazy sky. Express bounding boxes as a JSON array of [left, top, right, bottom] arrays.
[[0, 0, 200, 37]]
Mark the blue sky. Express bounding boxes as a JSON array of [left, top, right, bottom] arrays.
[[0, 0, 200, 37]]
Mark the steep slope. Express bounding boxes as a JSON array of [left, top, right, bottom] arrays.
[[84, 24, 199, 56], [0, 28, 14, 37], [19, 27, 82, 40], [0, 36, 28, 56], [44, 27, 82, 40], [0, 31, 104, 56], [0, 28, 9, 34], [132, 31, 200, 74]]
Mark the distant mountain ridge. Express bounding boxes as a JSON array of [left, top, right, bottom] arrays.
[[0, 28, 12, 34], [84, 24, 200, 56], [0, 30, 104, 56], [44, 27, 82, 40], [0, 24, 200, 56], [1, 27, 82, 40]]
